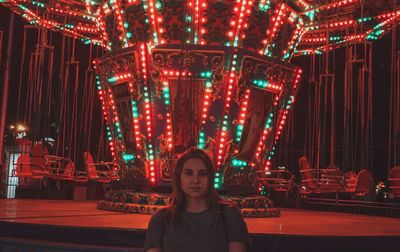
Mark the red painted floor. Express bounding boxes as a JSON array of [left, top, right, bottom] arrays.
[[1, 199, 399, 236]]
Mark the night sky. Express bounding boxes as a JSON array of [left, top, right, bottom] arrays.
[[1, 5, 399, 182]]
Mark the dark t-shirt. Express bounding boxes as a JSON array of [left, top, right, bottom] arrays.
[[144, 204, 251, 252]]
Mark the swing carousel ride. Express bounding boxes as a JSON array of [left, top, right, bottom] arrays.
[[1, 0, 399, 216]]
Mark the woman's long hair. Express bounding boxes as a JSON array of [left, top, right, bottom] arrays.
[[165, 147, 229, 224]]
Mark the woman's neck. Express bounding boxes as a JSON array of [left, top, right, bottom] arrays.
[[185, 197, 209, 213]]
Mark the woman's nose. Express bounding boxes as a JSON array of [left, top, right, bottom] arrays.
[[193, 175, 200, 183]]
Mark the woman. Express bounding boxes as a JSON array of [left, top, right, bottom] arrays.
[[145, 147, 250, 252]]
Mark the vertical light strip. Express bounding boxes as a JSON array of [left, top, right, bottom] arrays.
[[85, 0, 92, 14], [139, 43, 156, 184], [143, 0, 166, 45], [107, 90, 123, 162], [282, 13, 304, 61], [216, 55, 238, 167], [162, 80, 174, 151], [96, 4, 112, 50], [261, 3, 287, 56], [131, 100, 143, 151], [114, 0, 130, 48], [198, 71, 213, 149], [95, 73, 116, 161], [187, 0, 207, 44], [234, 88, 250, 144], [227, 0, 253, 47]]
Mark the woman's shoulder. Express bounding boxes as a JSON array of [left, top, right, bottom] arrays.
[[148, 207, 168, 225], [219, 202, 243, 220]]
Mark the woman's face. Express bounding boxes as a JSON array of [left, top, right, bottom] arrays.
[[180, 158, 209, 200]]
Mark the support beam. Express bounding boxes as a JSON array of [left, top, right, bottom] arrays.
[[0, 13, 14, 198]]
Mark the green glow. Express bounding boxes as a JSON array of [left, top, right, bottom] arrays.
[[258, 1, 270, 12], [214, 171, 222, 189], [305, 10, 316, 21], [200, 71, 212, 78], [235, 124, 244, 142], [198, 131, 205, 149], [65, 24, 74, 29], [122, 153, 135, 161], [232, 159, 247, 167], [265, 113, 274, 129], [108, 76, 117, 83], [163, 87, 170, 105], [329, 36, 341, 41], [253, 79, 269, 88], [357, 17, 373, 23]]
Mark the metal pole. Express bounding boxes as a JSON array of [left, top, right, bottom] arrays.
[[0, 31, 3, 62], [0, 13, 15, 177]]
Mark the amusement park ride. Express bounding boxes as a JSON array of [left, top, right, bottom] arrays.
[[1, 0, 399, 215]]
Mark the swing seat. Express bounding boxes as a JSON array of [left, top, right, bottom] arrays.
[[345, 169, 373, 197], [389, 167, 400, 198], [30, 143, 50, 178], [48, 155, 75, 181], [84, 152, 118, 183], [73, 171, 89, 183], [299, 156, 345, 194], [14, 154, 36, 177], [257, 169, 295, 199]]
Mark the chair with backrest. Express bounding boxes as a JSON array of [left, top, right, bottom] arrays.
[[299, 156, 345, 194], [258, 169, 295, 199], [14, 143, 77, 181], [346, 169, 373, 197], [29, 143, 50, 178], [48, 155, 75, 181], [14, 154, 34, 177], [389, 166, 400, 198], [299, 156, 319, 191], [84, 152, 119, 183]]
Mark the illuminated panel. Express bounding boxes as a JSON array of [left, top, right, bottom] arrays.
[[262, 69, 302, 171], [253, 91, 279, 161]]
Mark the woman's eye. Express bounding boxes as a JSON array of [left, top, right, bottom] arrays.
[[184, 170, 193, 176], [199, 171, 207, 177]]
